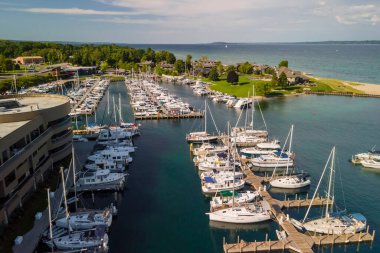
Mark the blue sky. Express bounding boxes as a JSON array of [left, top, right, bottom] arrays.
[[0, 0, 379, 43]]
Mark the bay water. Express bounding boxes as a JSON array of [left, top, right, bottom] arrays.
[[84, 81, 380, 253], [130, 43, 380, 84]]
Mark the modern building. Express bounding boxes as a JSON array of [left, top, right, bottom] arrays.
[[0, 94, 72, 225], [14, 56, 44, 65]]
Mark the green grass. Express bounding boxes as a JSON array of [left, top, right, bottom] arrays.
[[309, 78, 363, 93], [204, 75, 271, 97]]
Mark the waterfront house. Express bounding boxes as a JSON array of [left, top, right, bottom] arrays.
[[14, 56, 44, 65], [277, 67, 309, 85]]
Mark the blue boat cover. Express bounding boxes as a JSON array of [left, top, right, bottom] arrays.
[[350, 213, 367, 222], [217, 152, 227, 158], [204, 177, 215, 183], [273, 151, 289, 158]]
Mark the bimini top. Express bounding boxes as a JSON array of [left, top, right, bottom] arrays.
[[220, 190, 238, 197], [204, 177, 216, 183], [350, 213, 367, 222], [273, 151, 289, 158]]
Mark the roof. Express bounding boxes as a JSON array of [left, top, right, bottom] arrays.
[[15, 56, 43, 59], [0, 120, 30, 139], [0, 96, 68, 116]]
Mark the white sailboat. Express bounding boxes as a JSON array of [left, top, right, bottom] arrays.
[[292, 147, 367, 235], [270, 125, 311, 189], [210, 190, 260, 211], [186, 101, 219, 143]]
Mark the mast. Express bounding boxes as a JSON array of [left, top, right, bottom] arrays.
[[60, 167, 70, 231], [303, 147, 334, 223], [325, 146, 335, 220], [118, 93, 122, 124], [107, 89, 110, 115], [204, 100, 207, 132], [251, 85, 255, 130], [113, 96, 117, 124], [47, 188, 53, 241], [231, 123, 236, 207], [72, 145, 77, 210], [244, 90, 250, 129], [285, 125, 294, 175]]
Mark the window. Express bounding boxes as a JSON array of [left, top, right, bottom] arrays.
[[2, 150, 9, 162], [5, 171, 16, 187]]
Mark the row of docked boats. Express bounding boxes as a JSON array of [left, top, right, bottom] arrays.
[[190, 80, 253, 109], [42, 113, 141, 252], [125, 78, 197, 117], [68, 78, 110, 116], [184, 94, 367, 235]]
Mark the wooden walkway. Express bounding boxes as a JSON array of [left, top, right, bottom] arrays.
[[222, 158, 375, 253], [134, 111, 203, 120]]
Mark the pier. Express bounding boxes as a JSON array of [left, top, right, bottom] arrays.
[[222, 158, 376, 253]]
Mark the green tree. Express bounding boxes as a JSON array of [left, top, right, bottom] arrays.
[[226, 65, 235, 73], [208, 67, 219, 81], [238, 62, 253, 74], [271, 73, 278, 86], [278, 60, 288, 68], [174, 59, 185, 74], [185, 55, 192, 71], [227, 71, 239, 84], [278, 72, 288, 87], [100, 62, 109, 71]]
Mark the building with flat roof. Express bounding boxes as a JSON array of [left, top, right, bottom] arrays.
[[14, 56, 44, 65], [0, 94, 72, 226]]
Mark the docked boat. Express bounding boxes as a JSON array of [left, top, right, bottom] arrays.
[[88, 149, 133, 164], [192, 143, 228, 156], [250, 152, 294, 168], [77, 169, 126, 187], [351, 148, 380, 164], [240, 141, 281, 157], [207, 201, 271, 224], [269, 125, 311, 189], [55, 209, 112, 230], [210, 190, 260, 211], [360, 158, 380, 169], [186, 101, 219, 143], [292, 147, 367, 235], [48, 226, 109, 251], [202, 176, 245, 194]]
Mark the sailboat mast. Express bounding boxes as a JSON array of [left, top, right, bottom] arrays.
[[251, 85, 255, 130], [205, 101, 208, 132], [231, 124, 236, 207], [119, 93, 122, 124], [113, 96, 117, 124], [47, 188, 53, 241], [72, 145, 77, 210], [325, 147, 335, 220], [286, 125, 294, 175], [60, 167, 69, 219], [107, 90, 110, 115], [303, 147, 334, 223]]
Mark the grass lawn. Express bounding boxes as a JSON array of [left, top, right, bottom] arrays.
[[309, 78, 364, 93], [204, 75, 271, 97]]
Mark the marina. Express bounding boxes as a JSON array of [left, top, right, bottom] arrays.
[[3, 80, 380, 253]]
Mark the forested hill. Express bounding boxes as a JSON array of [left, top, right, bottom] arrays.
[[0, 40, 177, 70]]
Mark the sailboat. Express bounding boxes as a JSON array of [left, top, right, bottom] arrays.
[[292, 147, 367, 234], [206, 129, 272, 224], [186, 101, 219, 143], [270, 125, 311, 189]]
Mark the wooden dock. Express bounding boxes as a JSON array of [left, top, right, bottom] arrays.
[[134, 111, 203, 120], [221, 157, 375, 253]]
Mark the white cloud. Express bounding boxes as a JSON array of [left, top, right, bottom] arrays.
[[21, 7, 140, 15], [334, 4, 380, 25]]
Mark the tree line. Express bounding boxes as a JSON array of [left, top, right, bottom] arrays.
[[0, 40, 177, 71]]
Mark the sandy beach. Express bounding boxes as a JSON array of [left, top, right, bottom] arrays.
[[345, 82, 380, 95]]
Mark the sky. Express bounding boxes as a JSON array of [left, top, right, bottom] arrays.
[[0, 0, 379, 43]]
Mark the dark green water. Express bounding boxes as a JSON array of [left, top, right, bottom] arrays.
[[89, 81, 379, 253]]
